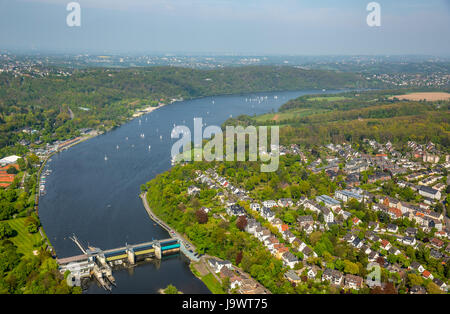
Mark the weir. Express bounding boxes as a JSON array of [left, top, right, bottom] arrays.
[[57, 237, 181, 290]]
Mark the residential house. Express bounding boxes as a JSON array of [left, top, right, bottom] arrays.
[[226, 204, 246, 217], [334, 189, 363, 203], [389, 247, 401, 256], [368, 172, 391, 184], [345, 274, 364, 290], [380, 239, 391, 250], [284, 269, 301, 284], [278, 198, 294, 208], [410, 261, 425, 273], [250, 203, 261, 212], [351, 237, 363, 249], [402, 236, 416, 246], [264, 236, 279, 251], [368, 251, 379, 262], [322, 269, 344, 286], [410, 285, 427, 294], [258, 229, 272, 242], [405, 227, 417, 237], [321, 206, 334, 223], [297, 215, 314, 230], [262, 200, 277, 208], [316, 195, 341, 210], [260, 206, 275, 221], [418, 186, 441, 200], [220, 267, 235, 280], [368, 221, 379, 231], [187, 185, 201, 195], [352, 217, 361, 226], [388, 207, 402, 220], [432, 278, 448, 292], [292, 239, 307, 252], [430, 238, 444, 249], [282, 251, 299, 269], [282, 230, 296, 243], [208, 258, 232, 273], [422, 270, 434, 280], [307, 266, 319, 279], [387, 224, 398, 233]]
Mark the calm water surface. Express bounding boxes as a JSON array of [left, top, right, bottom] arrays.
[[39, 89, 341, 293]]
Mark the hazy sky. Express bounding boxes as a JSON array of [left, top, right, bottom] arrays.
[[0, 0, 449, 55]]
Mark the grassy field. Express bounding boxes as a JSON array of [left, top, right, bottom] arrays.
[[201, 273, 225, 294], [2, 218, 43, 256], [253, 108, 329, 122]]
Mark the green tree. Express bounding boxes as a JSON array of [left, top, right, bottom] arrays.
[[163, 284, 179, 294]]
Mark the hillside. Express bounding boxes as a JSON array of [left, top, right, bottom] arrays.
[[225, 90, 450, 149], [0, 66, 382, 156]]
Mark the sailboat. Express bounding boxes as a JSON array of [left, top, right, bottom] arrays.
[[104, 155, 108, 161], [116, 145, 119, 150], [160, 135, 163, 140], [148, 145, 151, 151]]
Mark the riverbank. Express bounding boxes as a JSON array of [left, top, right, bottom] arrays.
[[140, 191, 225, 293], [38, 89, 343, 293], [140, 190, 269, 295]]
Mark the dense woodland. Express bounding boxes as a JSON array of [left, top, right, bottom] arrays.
[[226, 89, 450, 150], [0, 155, 77, 294]]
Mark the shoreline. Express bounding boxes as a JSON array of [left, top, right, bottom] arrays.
[[35, 103, 170, 256], [38, 88, 345, 260], [140, 192, 221, 294]]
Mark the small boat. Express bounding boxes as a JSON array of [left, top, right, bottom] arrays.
[[160, 135, 162, 140], [116, 145, 119, 149], [104, 155, 108, 161], [148, 145, 151, 151]]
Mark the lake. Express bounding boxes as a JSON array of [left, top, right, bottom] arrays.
[[38, 89, 341, 293]]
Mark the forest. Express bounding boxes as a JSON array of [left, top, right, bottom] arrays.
[[225, 89, 450, 150], [0, 65, 381, 157]]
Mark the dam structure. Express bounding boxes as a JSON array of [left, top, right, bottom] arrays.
[[57, 236, 180, 290]]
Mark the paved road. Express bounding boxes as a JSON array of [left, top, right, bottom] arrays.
[[140, 192, 199, 261]]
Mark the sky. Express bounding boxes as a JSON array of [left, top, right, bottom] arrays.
[[0, 0, 449, 55]]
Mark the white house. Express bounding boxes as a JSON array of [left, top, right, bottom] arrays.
[[250, 203, 261, 212], [262, 200, 277, 208], [418, 186, 441, 200], [208, 258, 232, 273], [281, 251, 299, 269]]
